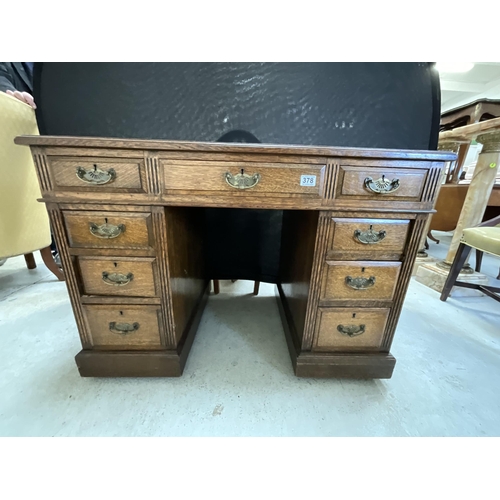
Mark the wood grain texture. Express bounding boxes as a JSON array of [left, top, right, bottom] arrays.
[[145, 153, 162, 195], [164, 207, 207, 343], [151, 207, 176, 347], [83, 304, 163, 350], [75, 350, 183, 377], [21, 137, 446, 379], [321, 160, 340, 201], [313, 307, 390, 351], [422, 162, 445, 203], [381, 215, 428, 350], [278, 210, 319, 346], [46, 205, 92, 348], [48, 156, 146, 192], [338, 166, 427, 201], [15, 135, 457, 161], [78, 256, 157, 297], [75, 284, 210, 377], [327, 217, 410, 261], [162, 160, 324, 196], [31, 148, 53, 192], [301, 212, 332, 350], [294, 352, 396, 378], [39, 191, 439, 213], [319, 261, 401, 302], [63, 211, 154, 251]]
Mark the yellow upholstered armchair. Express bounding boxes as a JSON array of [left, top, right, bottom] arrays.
[[0, 91, 63, 280], [440, 214, 500, 302]]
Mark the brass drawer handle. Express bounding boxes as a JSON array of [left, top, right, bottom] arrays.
[[89, 222, 126, 239], [225, 170, 261, 189], [76, 164, 116, 185], [109, 321, 139, 335], [364, 175, 400, 194], [337, 324, 365, 337], [345, 275, 376, 290], [101, 271, 134, 286], [353, 225, 386, 245]]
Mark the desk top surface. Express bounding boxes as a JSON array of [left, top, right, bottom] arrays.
[[15, 135, 457, 161]]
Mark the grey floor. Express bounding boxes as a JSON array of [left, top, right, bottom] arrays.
[[1, 231, 499, 437]]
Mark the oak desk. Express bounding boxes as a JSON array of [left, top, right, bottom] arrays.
[[15, 136, 455, 379]]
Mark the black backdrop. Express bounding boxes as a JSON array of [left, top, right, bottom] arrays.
[[33, 63, 440, 283]]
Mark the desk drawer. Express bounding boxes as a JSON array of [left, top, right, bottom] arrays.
[[314, 307, 389, 351], [327, 217, 410, 260], [83, 304, 163, 349], [78, 257, 157, 297], [337, 166, 427, 201], [320, 261, 401, 302], [162, 160, 324, 196], [49, 157, 145, 192], [63, 211, 153, 250]]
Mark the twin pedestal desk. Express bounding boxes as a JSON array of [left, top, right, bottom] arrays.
[[15, 136, 455, 379]]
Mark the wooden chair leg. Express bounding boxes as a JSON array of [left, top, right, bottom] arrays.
[[40, 246, 65, 281], [24, 252, 36, 270], [475, 249, 484, 273], [253, 281, 260, 295], [213, 279, 220, 295], [428, 231, 440, 244], [440, 243, 471, 302]]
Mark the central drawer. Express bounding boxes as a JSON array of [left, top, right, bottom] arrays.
[[320, 261, 401, 302], [161, 160, 324, 196], [83, 304, 163, 350], [78, 257, 157, 297]]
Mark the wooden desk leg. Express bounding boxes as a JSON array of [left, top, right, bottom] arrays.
[[253, 281, 260, 295], [24, 252, 36, 270], [213, 279, 220, 294], [40, 246, 65, 281]]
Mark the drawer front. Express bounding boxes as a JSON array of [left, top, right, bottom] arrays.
[[78, 257, 157, 297], [49, 157, 145, 191], [337, 166, 427, 200], [314, 307, 390, 351], [327, 217, 410, 260], [162, 160, 324, 196], [63, 211, 153, 250], [320, 261, 401, 302], [83, 305, 163, 349]]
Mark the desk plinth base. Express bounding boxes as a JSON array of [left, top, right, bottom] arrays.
[[76, 350, 185, 377], [76, 284, 209, 377], [292, 352, 396, 379], [276, 284, 396, 379]]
